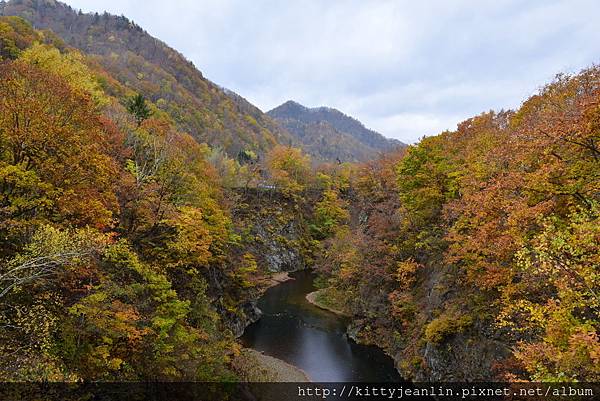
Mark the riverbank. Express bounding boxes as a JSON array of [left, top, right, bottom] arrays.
[[306, 289, 403, 377], [232, 348, 310, 382], [241, 270, 401, 381], [235, 271, 311, 382], [305, 288, 349, 316], [262, 271, 293, 291]]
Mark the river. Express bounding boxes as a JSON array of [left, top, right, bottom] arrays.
[[241, 270, 402, 382]]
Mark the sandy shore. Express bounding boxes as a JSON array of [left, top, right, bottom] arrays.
[[262, 271, 293, 290], [236, 273, 309, 382], [305, 289, 348, 316], [233, 348, 310, 382]]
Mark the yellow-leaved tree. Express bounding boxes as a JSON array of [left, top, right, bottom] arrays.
[[20, 43, 109, 107], [266, 145, 311, 195]]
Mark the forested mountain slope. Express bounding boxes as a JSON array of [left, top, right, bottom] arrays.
[[316, 70, 600, 381], [268, 100, 404, 162], [0, 0, 293, 156], [0, 0, 403, 164]]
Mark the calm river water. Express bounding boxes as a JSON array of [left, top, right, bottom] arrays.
[[241, 270, 402, 382]]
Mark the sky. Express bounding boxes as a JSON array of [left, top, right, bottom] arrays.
[[64, 0, 600, 143]]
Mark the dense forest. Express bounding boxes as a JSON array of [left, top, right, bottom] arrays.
[[0, 0, 598, 384]]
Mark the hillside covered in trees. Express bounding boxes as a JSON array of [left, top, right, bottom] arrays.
[[313, 71, 600, 380], [1, 0, 402, 165], [268, 100, 404, 162], [0, 0, 598, 386], [0, 0, 295, 157]]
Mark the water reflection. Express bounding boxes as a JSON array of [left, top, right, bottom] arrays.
[[241, 270, 402, 382]]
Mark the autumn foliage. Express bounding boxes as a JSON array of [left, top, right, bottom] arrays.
[[0, 18, 245, 381], [0, 14, 598, 384], [316, 70, 599, 381]]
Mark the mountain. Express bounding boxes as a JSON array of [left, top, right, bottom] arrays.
[[0, 0, 293, 157], [0, 0, 403, 164], [268, 100, 405, 163]]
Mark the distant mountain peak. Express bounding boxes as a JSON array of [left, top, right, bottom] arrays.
[[268, 100, 405, 163], [273, 100, 308, 113]]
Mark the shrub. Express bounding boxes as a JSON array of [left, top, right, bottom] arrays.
[[424, 313, 473, 344]]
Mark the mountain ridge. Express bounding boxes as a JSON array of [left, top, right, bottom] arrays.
[[268, 100, 405, 162], [1, 0, 404, 164], [0, 0, 294, 157]]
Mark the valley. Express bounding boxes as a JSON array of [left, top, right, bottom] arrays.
[[0, 0, 598, 387]]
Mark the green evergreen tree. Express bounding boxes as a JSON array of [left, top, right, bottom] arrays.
[[126, 93, 152, 126]]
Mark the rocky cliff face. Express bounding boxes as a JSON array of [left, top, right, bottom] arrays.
[[402, 262, 512, 381], [226, 302, 263, 338], [337, 188, 512, 381], [233, 189, 315, 274], [225, 188, 316, 337], [419, 333, 511, 381]]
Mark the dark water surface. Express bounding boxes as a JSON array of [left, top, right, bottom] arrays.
[[241, 270, 402, 382]]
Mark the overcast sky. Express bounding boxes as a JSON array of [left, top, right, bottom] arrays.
[[65, 0, 600, 143]]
